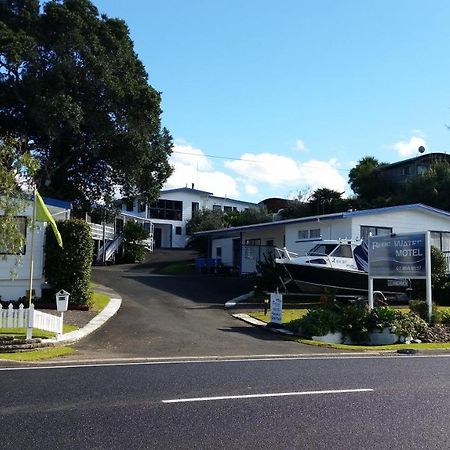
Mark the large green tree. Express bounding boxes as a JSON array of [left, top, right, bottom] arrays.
[[0, 0, 173, 212], [348, 156, 392, 208], [403, 160, 450, 212]]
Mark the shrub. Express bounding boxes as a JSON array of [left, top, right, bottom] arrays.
[[44, 219, 93, 306], [411, 246, 448, 303], [255, 252, 285, 292], [441, 311, 450, 326], [366, 306, 402, 332], [122, 221, 150, 263], [340, 304, 369, 344], [409, 299, 440, 324], [298, 308, 341, 337], [393, 312, 429, 340]]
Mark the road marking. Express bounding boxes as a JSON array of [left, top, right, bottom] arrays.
[[162, 388, 374, 404], [1, 353, 450, 371]]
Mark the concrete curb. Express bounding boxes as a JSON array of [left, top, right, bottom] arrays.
[[47, 297, 122, 345], [232, 313, 294, 336], [224, 291, 255, 308]]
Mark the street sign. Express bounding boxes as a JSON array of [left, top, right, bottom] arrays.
[[368, 232, 426, 278], [367, 231, 432, 320], [270, 292, 283, 324]]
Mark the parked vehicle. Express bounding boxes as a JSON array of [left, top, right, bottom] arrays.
[[275, 239, 410, 297]]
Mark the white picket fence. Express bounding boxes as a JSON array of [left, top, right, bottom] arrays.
[[0, 304, 63, 339]]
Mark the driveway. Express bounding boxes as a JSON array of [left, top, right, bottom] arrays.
[[71, 258, 337, 359]]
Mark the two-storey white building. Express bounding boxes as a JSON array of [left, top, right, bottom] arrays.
[[120, 186, 258, 248]]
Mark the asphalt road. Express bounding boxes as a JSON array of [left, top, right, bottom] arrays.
[[2, 354, 450, 449], [70, 265, 335, 360]]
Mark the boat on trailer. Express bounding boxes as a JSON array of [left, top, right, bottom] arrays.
[[275, 239, 410, 297]]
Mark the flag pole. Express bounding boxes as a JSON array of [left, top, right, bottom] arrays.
[[28, 187, 37, 309]]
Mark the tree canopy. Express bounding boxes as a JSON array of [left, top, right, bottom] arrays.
[[279, 188, 352, 219], [0, 0, 173, 212], [403, 160, 450, 212], [0, 136, 38, 256]]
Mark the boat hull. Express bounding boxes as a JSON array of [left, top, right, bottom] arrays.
[[280, 262, 408, 296]]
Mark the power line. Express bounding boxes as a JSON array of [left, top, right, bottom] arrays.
[[171, 150, 351, 173]]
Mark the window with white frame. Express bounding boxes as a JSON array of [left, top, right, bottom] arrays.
[[360, 225, 392, 241], [297, 228, 321, 240]]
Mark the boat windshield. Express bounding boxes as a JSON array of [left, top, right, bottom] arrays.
[[307, 244, 338, 256]]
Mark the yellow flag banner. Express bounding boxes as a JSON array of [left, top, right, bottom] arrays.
[[35, 190, 63, 248]]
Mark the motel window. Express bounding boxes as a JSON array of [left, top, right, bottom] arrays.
[[125, 200, 134, 212], [192, 202, 199, 215], [175, 226, 182, 235], [212, 205, 221, 211], [298, 230, 309, 240], [224, 206, 232, 213], [216, 247, 222, 258], [298, 229, 321, 240], [149, 200, 183, 221], [138, 202, 146, 213], [360, 226, 392, 241]]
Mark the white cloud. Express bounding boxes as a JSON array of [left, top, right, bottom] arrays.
[[293, 139, 307, 152], [164, 143, 239, 197], [389, 136, 427, 157], [225, 152, 347, 193], [244, 183, 259, 195]]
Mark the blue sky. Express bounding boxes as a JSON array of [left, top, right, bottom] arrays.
[[94, 0, 450, 203]]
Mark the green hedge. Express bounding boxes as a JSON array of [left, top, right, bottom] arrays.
[[44, 219, 93, 306]]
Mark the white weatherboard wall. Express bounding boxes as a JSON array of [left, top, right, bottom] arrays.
[[0, 201, 70, 302], [121, 188, 257, 249], [212, 238, 233, 265], [284, 218, 352, 255], [350, 209, 450, 237], [0, 221, 45, 301]]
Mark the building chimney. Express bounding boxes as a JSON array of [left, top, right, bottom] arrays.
[[191, 183, 194, 189]]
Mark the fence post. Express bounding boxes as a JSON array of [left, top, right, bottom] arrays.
[[18, 304, 24, 328], [7, 304, 14, 329], [26, 304, 34, 340]]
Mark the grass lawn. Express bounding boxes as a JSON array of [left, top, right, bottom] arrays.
[[158, 261, 196, 275], [89, 290, 111, 312], [0, 346, 75, 361], [250, 308, 309, 323], [0, 323, 78, 339]]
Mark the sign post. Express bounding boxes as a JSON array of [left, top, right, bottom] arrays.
[[368, 232, 431, 321], [270, 291, 283, 325]]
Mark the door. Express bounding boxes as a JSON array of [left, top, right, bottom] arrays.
[[232, 238, 241, 269], [154, 227, 162, 248]]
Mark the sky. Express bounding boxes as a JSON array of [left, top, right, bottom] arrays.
[[93, 0, 450, 203]]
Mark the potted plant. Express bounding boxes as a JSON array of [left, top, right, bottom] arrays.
[[366, 307, 401, 345], [299, 308, 342, 343]]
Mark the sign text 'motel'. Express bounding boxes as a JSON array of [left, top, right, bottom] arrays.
[[368, 233, 426, 278]]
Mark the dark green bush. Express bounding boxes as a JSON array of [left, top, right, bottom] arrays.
[[122, 221, 150, 263], [299, 308, 341, 337], [44, 219, 93, 306], [409, 299, 440, 324], [255, 252, 285, 292], [340, 304, 369, 344], [366, 306, 402, 332]]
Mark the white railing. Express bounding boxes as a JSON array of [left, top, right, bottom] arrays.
[[97, 233, 123, 263], [89, 223, 115, 241], [0, 304, 62, 339]]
